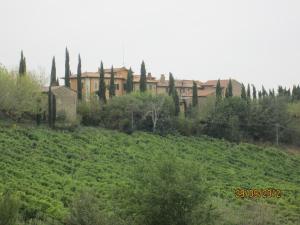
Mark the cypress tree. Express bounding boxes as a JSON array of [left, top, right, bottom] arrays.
[[262, 85, 267, 97], [168, 72, 175, 96], [173, 89, 180, 116], [77, 54, 82, 100], [126, 67, 133, 93], [216, 79, 222, 103], [50, 57, 56, 85], [252, 84, 257, 99], [292, 85, 296, 101], [109, 66, 115, 98], [98, 61, 106, 103], [192, 81, 198, 107], [65, 48, 70, 87], [226, 79, 233, 98], [241, 83, 247, 100], [258, 91, 262, 99], [247, 84, 251, 99], [139, 61, 147, 92], [19, 51, 26, 76]]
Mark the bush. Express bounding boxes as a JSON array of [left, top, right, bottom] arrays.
[[77, 97, 102, 126]]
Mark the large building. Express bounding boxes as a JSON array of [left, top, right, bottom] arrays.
[[69, 67, 242, 105]]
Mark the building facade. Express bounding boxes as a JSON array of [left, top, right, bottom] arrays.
[[69, 67, 242, 104]]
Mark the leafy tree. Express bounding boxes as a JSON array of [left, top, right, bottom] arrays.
[[19, 50, 26, 76], [247, 84, 251, 99], [215, 79, 222, 103], [121, 156, 215, 225], [192, 81, 198, 107], [125, 67, 133, 93], [0, 191, 21, 225], [139, 61, 147, 92], [65, 48, 70, 87], [252, 84, 257, 100], [168, 72, 175, 96], [109, 66, 116, 98], [77, 54, 82, 100], [98, 61, 106, 103], [50, 57, 56, 85], [225, 79, 233, 98], [241, 83, 247, 100]]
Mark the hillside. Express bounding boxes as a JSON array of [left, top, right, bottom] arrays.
[[0, 123, 299, 224]]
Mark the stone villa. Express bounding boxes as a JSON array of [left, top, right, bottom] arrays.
[[69, 67, 242, 105]]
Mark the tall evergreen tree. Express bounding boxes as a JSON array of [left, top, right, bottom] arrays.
[[50, 57, 56, 85], [109, 66, 115, 98], [241, 83, 247, 100], [225, 79, 233, 98], [126, 67, 133, 93], [168, 72, 175, 96], [77, 54, 82, 100], [19, 50, 26, 76], [252, 84, 257, 99], [65, 48, 70, 87], [192, 81, 198, 107], [258, 91, 262, 99], [139, 61, 147, 92], [247, 84, 251, 99], [262, 85, 267, 97], [215, 79, 222, 103], [98, 61, 106, 103], [173, 89, 180, 116]]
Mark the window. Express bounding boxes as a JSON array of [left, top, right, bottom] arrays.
[[115, 84, 119, 90]]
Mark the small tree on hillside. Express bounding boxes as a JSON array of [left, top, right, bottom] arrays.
[[192, 81, 198, 107], [225, 79, 233, 98], [168, 72, 175, 96], [216, 79, 222, 103], [50, 57, 56, 85], [247, 84, 251, 99], [77, 54, 82, 100], [98, 61, 106, 103], [262, 86, 268, 98], [19, 51, 26, 76], [126, 67, 133, 93], [241, 83, 247, 100], [252, 84, 257, 100], [173, 89, 180, 116], [65, 48, 70, 87], [109, 66, 115, 98], [139, 61, 147, 92]]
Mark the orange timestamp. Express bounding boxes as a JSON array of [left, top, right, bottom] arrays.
[[235, 188, 282, 199]]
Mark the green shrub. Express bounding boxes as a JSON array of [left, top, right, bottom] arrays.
[[0, 191, 21, 225]]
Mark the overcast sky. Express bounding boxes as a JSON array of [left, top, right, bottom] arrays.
[[0, 0, 299, 89]]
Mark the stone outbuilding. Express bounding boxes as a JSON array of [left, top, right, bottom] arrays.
[[42, 86, 77, 124]]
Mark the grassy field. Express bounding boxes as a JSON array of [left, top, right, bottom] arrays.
[[0, 123, 299, 224]]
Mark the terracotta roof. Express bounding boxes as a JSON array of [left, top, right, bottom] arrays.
[[70, 71, 126, 79], [133, 75, 158, 83], [203, 79, 239, 87]]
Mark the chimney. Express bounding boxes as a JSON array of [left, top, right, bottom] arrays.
[[160, 74, 165, 82]]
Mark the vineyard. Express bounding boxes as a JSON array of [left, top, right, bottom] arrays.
[[0, 123, 299, 224]]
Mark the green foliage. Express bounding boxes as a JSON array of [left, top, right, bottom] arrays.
[[241, 84, 246, 100], [50, 57, 56, 86], [252, 84, 257, 99], [173, 89, 180, 116], [168, 72, 175, 96], [98, 61, 106, 103], [139, 61, 147, 92], [109, 66, 115, 98], [125, 68, 133, 93], [77, 55, 82, 100], [0, 69, 47, 121], [246, 84, 251, 99], [215, 79, 222, 103], [19, 50, 26, 76], [192, 81, 198, 107], [225, 79, 233, 98], [0, 124, 299, 224], [65, 48, 70, 88], [120, 157, 216, 225], [66, 192, 115, 225], [0, 191, 21, 225], [77, 97, 102, 126]]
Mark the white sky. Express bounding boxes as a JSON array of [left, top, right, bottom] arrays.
[[0, 0, 299, 89]]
